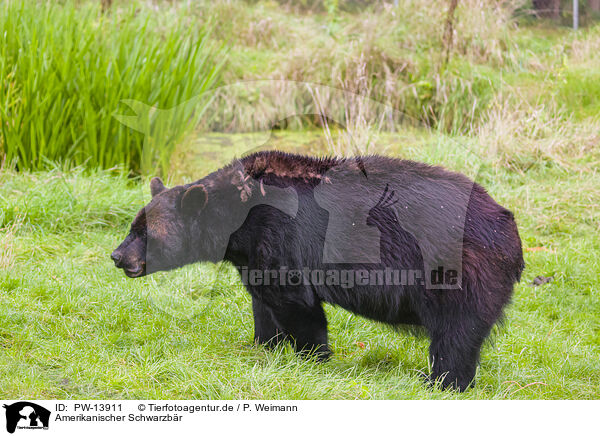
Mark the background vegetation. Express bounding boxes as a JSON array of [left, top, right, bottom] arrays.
[[4, 0, 600, 172], [0, 0, 222, 172], [0, 0, 598, 399]]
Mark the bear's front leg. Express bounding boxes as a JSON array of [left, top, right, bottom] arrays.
[[252, 296, 287, 347], [270, 301, 331, 361]]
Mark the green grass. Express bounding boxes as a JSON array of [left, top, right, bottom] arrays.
[[0, 0, 223, 172], [1, 131, 598, 400]]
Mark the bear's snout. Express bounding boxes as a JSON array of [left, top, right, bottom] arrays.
[[111, 246, 146, 277], [110, 250, 123, 266]]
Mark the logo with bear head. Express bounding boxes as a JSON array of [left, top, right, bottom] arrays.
[[2, 402, 50, 434]]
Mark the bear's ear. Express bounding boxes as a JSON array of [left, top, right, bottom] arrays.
[[150, 177, 166, 197], [181, 184, 208, 215]]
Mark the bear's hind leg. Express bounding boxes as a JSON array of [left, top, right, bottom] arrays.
[[427, 314, 492, 391]]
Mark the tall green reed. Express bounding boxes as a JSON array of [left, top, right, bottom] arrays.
[[0, 0, 224, 173]]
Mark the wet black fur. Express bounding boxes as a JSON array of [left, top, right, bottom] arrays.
[[113, 151, 525, 391]]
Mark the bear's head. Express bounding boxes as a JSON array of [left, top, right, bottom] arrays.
[[112, 160, 300, 278], [111, 177, 210, 277]]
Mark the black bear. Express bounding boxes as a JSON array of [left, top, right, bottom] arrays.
[[112, 151, 524, 391]]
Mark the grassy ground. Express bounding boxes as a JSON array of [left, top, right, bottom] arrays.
[[1, 0, 599, 399], [1, 128, 598, 399]]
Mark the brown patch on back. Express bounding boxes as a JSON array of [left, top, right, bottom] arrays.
[[185, 151, 372, 205], [231, 169, 253, 202], [241, 151, 340, 182]]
